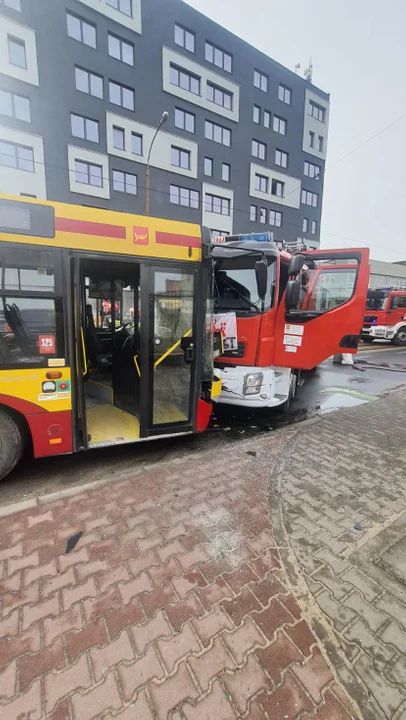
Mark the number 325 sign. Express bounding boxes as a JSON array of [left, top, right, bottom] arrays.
[[38, 335, 55, 354]]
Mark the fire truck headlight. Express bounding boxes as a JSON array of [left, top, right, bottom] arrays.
[[243, 372, 263, 395]]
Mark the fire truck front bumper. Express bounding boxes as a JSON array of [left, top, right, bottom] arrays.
[[212, 365, 291, 408], [362, 325, 395, 340]]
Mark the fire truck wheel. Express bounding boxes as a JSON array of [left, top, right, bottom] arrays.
[[361, 337, 374, 343], [0, 409, 24, 481], [280, 371, 297, 412], [392, 327, 406, 346]]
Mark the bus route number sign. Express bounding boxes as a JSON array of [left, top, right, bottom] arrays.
[[38, 335, 55, 354]]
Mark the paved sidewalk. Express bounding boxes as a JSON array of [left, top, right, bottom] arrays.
[[274, 390, 406, 720], [0, 429, 354, 718]]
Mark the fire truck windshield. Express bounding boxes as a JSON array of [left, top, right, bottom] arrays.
[[366, 292, 388, 310], [214, 255, 276, 313]]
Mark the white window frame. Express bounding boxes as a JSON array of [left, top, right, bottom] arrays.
[[75, 66, 103, 99], [71, 113, 99, 143], [106, 0, 133, 18], [174, 107, 195, 133], [174, 23, 195, 53], [108, 33, 134, 66], [205, 41, 232, 73], [252, 139, 266, 160], [254, 69, 268, 92], [301, 189, 318, 207], [253, 105, 260, 124], [0, 89, 30, 122], [222, 163, 230, 183], [304, 161, 320, 179], [264, 110, 271, 129], [109, 80, 135, 110], [204, 157, 213, 177], [259, 207, 266, 224], [66, 12, 96, 48], [205, 193, 231, 216], [131, 132, 143, 156], [170, 184, 199, 208], [269, 210, 282, 227], [112, 168, 137, 194], [311, 220, 317, 235], [309, 100, 326, 122], [205, 120, 231, 147], [112, 125, 125, 150], [206, 82, 233, 110], [7, 34, 26, 68], [273, 115, 287, 135], [255, 173, 268, 193], [170, 64, 200, 96], [171, 145, 191, 170], [271, 179, 285, 198], [302, 218, 309, 233], [275, 149, 288, 168], [250, 204, 257, 222], [278, 84, 291, 105]]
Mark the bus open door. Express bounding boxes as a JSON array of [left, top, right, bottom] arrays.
[[273, 248, 370, 370]]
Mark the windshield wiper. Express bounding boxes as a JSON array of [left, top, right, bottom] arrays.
[[215, 274, 260, 313]]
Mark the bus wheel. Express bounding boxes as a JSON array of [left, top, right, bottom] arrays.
[[0, 409, 24, 481], [392, 327, 406, 346]]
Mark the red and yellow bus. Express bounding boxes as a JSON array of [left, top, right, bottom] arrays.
[[0, 195, 220, 481]]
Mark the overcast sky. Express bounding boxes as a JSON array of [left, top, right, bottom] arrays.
[[186, 0, 406, 262]]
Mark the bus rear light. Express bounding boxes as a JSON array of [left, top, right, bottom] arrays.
[[47, 424, 63, 437], [46, 371, 63, 379]]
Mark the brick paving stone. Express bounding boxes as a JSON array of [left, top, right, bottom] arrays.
[[166, 592, 204, 632], [192, 605, 234, 647], [65, 616, 108, 664], [149, 661, 199, 720], [188, 635, 235, 692], [260, 670, 313, 719], [0, 678, 42, 720], [221, 586, 262, 625], [0, 658, 17, 700], [44, 654, 92, 715], [117, 645, 165, 701], [182, 679, 236, 719], [157, 621, 201, 673], [130, 609, 172, 654], [83, 585, 122, 624], [291, 646, 333, 704], [257, 628, 303, 684], [71, 670, 122, 720], [19, 636, 65, 692], [223, 616, 267, 665], [223, 653, 268, 716]]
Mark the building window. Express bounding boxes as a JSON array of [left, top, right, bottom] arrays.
[[113, 126, 125, 150], [205, 194, 231, 216], [275, 149, 288, 168], [309, 131, 315, 149], [0, 89, 30, 122], [108, 33, 134, 66], [66, 12, 96, 48], [301, 189, 318, 207], [71, 113, 99, 143], [264, 110, 271, 129], [255, 173, 268, 193], [259, 207, 266, 224], [206, 82, 233, 110], [222, 163, 230, 183], [278, 84, 291, 105], [318, 135, 324, 152], [254, 69, 268, 92], [204, 157, 213, 176], [131, 132, 143, 156], [174, 23, 195, 53], [273, 115, 287, 135], [1, 0, 21, 9], [170, 184, 199, 208], [302, 218, 309, 233], [309, 100, 326, 122], [170, 64, 200, 96], [175, 108, 195, 133], [271, 179, 284, 198], [252, 139, 266, 160], [211, 229, 230, 237], [112, 169, 137, 194], [75, 67, 103, 99], [74, 159, 103, 187], [269, 210, 282, 227], [205, 120, 231, 147], [109, 81, 135, 110], [7, 35, 26, 68], [205, 41, 232, 73], [106, 0, 133, 17], [311, 220, 317, 235], [171, 145, 191, 170], [253, 105, 260, 124], [0, 140, 34, 171], [304, 161, 320, 179], [250, 204, 257, 222]]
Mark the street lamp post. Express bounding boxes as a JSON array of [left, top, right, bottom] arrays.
[[145, 111, 169, 216]]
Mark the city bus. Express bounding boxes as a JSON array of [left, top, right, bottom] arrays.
[[0, 195, 220, 481], [212, 233, 369, 410]]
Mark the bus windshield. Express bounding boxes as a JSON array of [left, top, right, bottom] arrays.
[[214, 255, 276, 313], [366, 291, 388, 310]]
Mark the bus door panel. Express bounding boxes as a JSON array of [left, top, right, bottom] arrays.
[[273, 248, 370, 370], [146, 266, 197, 433]]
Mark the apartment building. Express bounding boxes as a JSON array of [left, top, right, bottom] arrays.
[[0, 0, 330, 246]]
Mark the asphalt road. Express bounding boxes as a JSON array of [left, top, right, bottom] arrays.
[[1, 341, 405, 508]]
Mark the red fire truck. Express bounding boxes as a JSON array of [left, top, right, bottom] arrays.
[[212, 233, 369, 410], [361, 288, 406, 345]]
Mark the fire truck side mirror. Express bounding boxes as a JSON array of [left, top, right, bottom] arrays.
[[285, 279, 301, 310], [288, 254, 306, 278], [255, 259, 268, 300]]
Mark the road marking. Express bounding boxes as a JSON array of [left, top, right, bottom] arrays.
[[358, 346, 405, 353]]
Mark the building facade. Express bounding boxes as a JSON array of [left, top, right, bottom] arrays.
[[0, 0, 330, 247]]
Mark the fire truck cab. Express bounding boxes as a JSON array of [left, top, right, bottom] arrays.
[[361, 288, 406, 345], [212, 233, 369, 410]]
